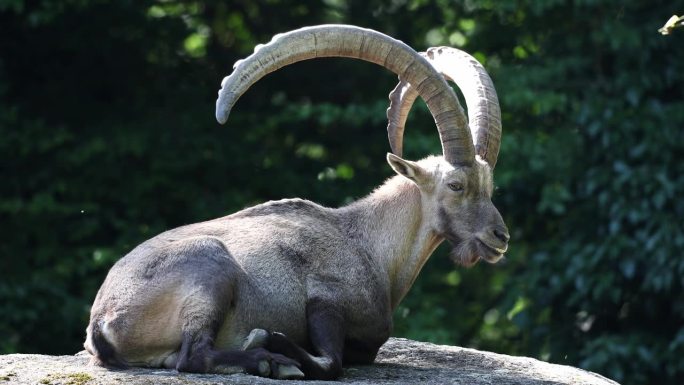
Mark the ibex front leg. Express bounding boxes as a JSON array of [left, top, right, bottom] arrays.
[[244, 299, 345, 380]]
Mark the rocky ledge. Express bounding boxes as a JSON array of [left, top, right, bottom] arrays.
[[0, 338, 618, 385]]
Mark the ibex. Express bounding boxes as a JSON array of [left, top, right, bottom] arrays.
[[84, 25, 509, 380]]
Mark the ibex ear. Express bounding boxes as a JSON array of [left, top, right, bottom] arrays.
[[387, 153, 429, 186]]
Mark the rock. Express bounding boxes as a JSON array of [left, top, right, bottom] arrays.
[[0, 338, 619, 385]]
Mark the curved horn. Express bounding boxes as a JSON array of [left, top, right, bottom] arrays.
[[387, 80, 418, 157], [216, 25, 475, 167], [387, 47, 502, 168]]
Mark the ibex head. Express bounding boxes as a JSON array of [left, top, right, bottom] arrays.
[[385, 46, 508, 266], [216, 27, 509, 267], [387, 154, 507, 266]]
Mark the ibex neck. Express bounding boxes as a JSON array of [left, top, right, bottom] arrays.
[[339, 176, 443, 311]]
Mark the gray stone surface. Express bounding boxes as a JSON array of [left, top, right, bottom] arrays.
[[0, 338, 619, 385]]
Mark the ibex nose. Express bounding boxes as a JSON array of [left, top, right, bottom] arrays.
[[493, 226, 510, 244]]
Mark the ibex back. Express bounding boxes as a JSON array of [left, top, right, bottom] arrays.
[[84, 25, 510, 380]]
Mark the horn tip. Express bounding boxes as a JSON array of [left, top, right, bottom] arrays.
[[216, 79, 237, 124], [215, 110, 229, 124], [215, 94, 230, 124]]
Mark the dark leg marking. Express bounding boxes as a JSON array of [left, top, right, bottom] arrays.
[[343, 339, 381, 365], [260, 299, 345, 380], [176, 330, 299, 377], [176, 331, 212, 373]]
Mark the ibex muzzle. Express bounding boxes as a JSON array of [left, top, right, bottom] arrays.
[[84, 25, 509, 381]]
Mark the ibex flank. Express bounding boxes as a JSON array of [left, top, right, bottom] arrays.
[[84, 24, 510, 380]]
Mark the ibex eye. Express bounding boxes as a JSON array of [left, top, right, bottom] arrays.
[[448, 182, 464, 192]]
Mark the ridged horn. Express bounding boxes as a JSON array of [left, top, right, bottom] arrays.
[[216, 25, 475, 167], [387, 47, 502, 168]]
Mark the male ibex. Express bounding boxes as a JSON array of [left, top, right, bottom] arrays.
[[84, 25, 509, 380]]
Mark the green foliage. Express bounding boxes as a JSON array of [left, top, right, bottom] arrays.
[[1, 1, 683, 384]]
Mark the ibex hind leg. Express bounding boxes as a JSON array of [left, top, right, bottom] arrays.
[[171, 237, 301, 379], [243, 299, 345, 380], [176, 329, 300, 378]]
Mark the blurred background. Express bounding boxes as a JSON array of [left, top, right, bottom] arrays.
[[1, 1, 683, 384]]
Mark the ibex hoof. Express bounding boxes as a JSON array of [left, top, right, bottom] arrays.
[[257, 359, 271, 377], [249, 348, 302, 379], [276, 364, 305, 380], [243, 328, 269, 350]]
